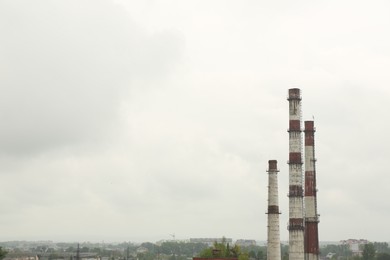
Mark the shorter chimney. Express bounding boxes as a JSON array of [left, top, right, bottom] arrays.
[[267, 160, 281, 260]]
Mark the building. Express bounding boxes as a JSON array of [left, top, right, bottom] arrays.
[[235, 240, 256, 247]]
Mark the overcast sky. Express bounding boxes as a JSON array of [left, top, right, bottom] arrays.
[[1, 0, 390, 243]]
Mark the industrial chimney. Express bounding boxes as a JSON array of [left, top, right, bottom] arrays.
[[267, 160, 281, 260], [287, 88, 305, 260], [304, 121, 320, 260]]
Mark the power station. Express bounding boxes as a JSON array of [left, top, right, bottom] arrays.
[[266, 88, 320, 260]]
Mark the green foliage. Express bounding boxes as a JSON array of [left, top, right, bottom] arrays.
[[198, 242, 224, 257], [256, 251, 265, 260], [159, 241, 208, 257], [48, 253, 62, 260], [281, 244, 289, 260], [80, 246, 89, 253], [237, 245, 266, 260], [374, 243, 390, 254], [238, 252, 249, 260], [141, 243, 157, 253], [282, 251, 288, 260], [377, 253, 390, 260], [230, 244, 241, 257], [199, 248, 213, 258], [198, 239, 249, 259], [225, 243, 231, 257], [137, 252, 155, 260], [0, 247, 7, 260], [320, 244, 352, 259], [65, 246, 75, 252], [362, 243, 376, 260]]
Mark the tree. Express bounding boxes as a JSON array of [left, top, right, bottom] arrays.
[[140, 243, 157, 253], [362, 243, 376, 260], [0, 247, 7, 260], [238, 252, 249, 260], [320, 244, 352, 259], [282, 251, 288, 260], [198, 239, 243, 259], [374, 243, 390, 254], [256, 251, 265, 260], [81, 246, 90, 253], [226, 244, 231, 257], [377, 253, 390, 260], [137, 252, 154, 260], [199, 247, 213, 258], [230, 244, 240, 258], [281, 244, 289, 260]]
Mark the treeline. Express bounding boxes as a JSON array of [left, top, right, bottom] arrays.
[[0, 241, 271, 260], [4, 241, 390, 260], [136, 241, 209, 260], [1, 241, 209, 260], [136, 242, 270, 260], [196, 239, 269, 260], [320, 242, 390, 260]]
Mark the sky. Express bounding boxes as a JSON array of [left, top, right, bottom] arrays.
[[1, 0, 390, 243]]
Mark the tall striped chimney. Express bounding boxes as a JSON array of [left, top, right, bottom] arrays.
[[304, 121, 320, 260], [287, 88, 304, 260], [267, 160, 281, 260]]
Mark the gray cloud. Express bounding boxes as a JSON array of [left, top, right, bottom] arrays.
[[0, 0, 182, 155], [1, 0, 390, 243]]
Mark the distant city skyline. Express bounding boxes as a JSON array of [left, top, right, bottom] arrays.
[[0, 238, 385, 245]]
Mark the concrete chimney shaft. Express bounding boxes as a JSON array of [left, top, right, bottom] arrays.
[[287, 88, 305, 260], [304, 121, 320, 260], [267, 160, 281, 260]]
